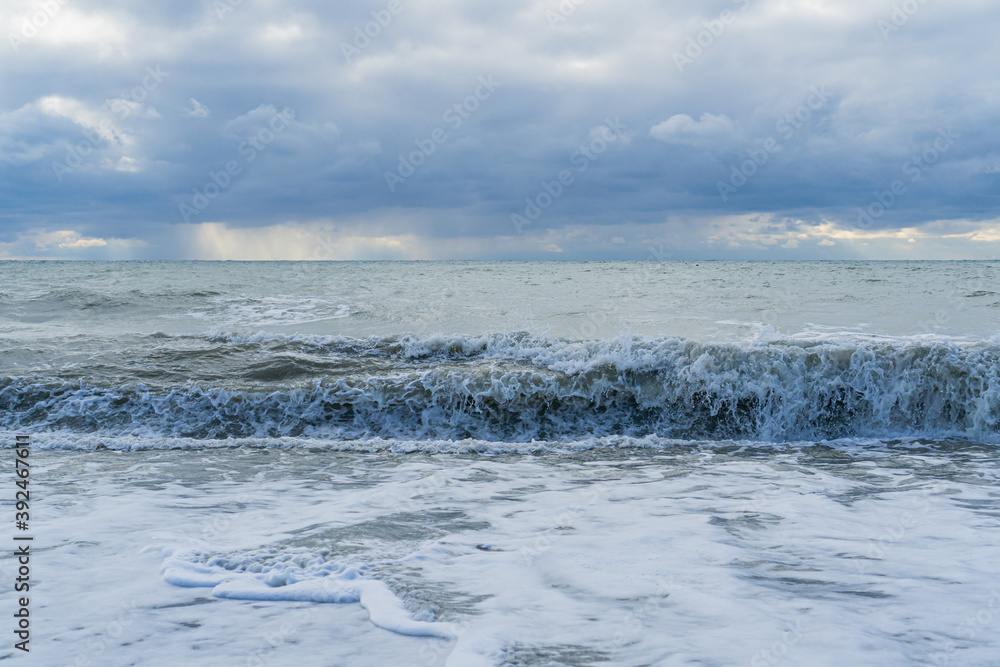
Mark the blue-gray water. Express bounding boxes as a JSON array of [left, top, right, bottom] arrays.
[[2, 260, 999, 446], [2, 261, 999, 666]]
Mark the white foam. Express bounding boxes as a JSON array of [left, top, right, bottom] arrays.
[[160, 551, 456, 639], [21, 446, 1000, 666], [6, 332, 1000, 444]]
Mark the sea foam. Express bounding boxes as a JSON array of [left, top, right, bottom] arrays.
[[3, 332, 998, 444]]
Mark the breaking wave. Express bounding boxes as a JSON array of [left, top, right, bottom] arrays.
[[3, 332, 998, 445]]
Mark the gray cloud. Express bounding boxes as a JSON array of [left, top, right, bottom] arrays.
[[0, 0, 998, 259]]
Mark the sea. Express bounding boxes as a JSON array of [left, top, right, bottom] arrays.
[[1, 260, 999, 666]]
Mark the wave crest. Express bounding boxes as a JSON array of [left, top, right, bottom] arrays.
[[3, 333, 998, 443]]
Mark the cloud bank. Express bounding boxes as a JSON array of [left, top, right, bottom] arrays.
[[1, 0, 998, 259]]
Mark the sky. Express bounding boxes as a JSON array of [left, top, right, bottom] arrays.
[[1, 0, 999, 260]]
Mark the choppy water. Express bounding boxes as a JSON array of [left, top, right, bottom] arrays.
[[2, 261, 999, 665]]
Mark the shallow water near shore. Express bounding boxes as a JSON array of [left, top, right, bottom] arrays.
[[13, 442, 1000, 666]]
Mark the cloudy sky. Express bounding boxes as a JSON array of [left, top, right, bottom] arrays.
[[1, 0, 998, 259]]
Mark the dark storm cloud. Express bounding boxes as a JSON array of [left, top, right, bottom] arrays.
[[0, 0, 998, 257]]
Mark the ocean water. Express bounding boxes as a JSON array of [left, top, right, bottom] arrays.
[[2, 260, 1000, 666]]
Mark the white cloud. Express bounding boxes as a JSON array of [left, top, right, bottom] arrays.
[[31, 95, 162, 173], [60, 237, 107, 249], [0, 229, 146, 258], [106, 155, 142, 172], [261, 23, 303, 42], [106, 98, 160, 120], [4, 5, 125, 52], [181, 98, 210, 118], [221, 104, 296, 140], [37, 96, 123, 143], [649, 113, 740, 147]]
